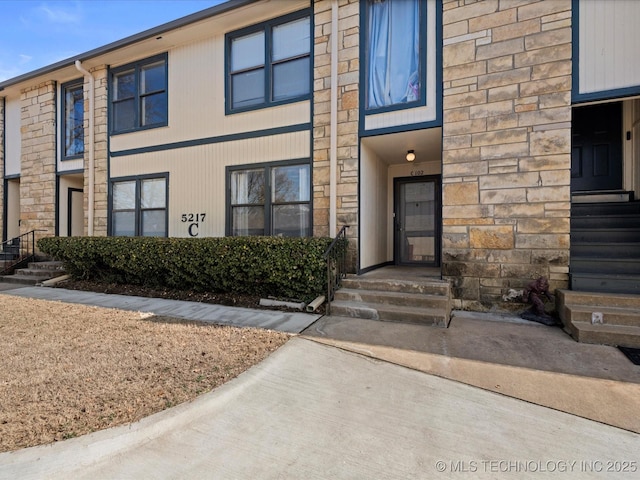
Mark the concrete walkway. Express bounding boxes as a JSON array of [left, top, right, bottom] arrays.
[[0, 285, 320, 334], [0, 284, 639, 478], [1, 337, 639, 479]]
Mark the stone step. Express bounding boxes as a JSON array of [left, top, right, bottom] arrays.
[[13, 268, 65, 278], [571, 228, 640, 243], [563, 321, 640, 348], [334, 288, 450, 310], [329, 300, 448, 327], [341, 276, 450, 296], [572, 200, 640, 216], [571, 215, 640, 229], [27, 261, 65, 271]]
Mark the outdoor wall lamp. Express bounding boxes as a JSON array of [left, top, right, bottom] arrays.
[[406, 150, 416, 162]]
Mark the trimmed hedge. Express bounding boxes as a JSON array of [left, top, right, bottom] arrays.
[[37, 236, 335, 302]]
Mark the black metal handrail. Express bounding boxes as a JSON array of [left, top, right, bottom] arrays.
[[323, 225, 348, 315], [0, 230, 40, 275]]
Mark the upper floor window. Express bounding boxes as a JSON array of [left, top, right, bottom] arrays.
[[62, 80, 84, 159], [110, 54, 168, 134], [228, 161, 310, 237], [111, 174, 168, 237], [365, 0, 423, 111], [226, 11, 310, 113]]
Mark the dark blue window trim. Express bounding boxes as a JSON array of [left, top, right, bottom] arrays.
[[109, 53, 168, 135], [571, 0, 640, 104], [60, 78, 85, 161], [360, 0, 428, 115], [108, 172, 169, 237], [110, 122, 311, 157], [225, 158, 312, 237], [224, 9, 312, 115]]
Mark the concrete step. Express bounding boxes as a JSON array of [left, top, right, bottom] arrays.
[[559, 304, 640, 327], [27, 261, 65, 271], [570, 273, 640, 295], [0, 274, 42, 285], [334, 288, 450, 310], [557, 289, 640, 347], [1, 260, 66, 285], [563, 321, 640, 348], [341, 276, 450, 296], [570, 257, 640, 275], [329, 300, 448, 327]]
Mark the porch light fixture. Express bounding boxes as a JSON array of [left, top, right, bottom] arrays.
[[406, 150, 416, 162]]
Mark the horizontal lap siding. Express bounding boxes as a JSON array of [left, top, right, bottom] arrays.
[[578, 0, 640, 94]]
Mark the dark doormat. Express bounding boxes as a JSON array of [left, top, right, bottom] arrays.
[[618, 346, 640, 365]]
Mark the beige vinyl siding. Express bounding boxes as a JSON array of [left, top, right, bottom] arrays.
[[110, 7, 310, 154], [110, 130, 310, 237], [360, 143, 389, 269], [578, 0, 640, 95], [4, 97, 21, 176], [58, 175, 84, 236]]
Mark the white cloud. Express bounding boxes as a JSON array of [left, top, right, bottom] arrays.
[[19, 54, 33, 65], [37, 3, 82, 24]]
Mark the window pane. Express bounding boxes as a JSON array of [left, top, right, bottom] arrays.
[[113, 211, 135, 236], [113, 181, 136, 209], [367, 0, 420, 108], [272, 204, 310, 237], [141, 61, 165, 93], [231, 170, 264, 204], [114, 99, 136, 131], [114, 70, 135, 100], [141, 178, 166, 209], [64, 84, 84, 157], [142, 210, 166, 237], [272, 165, 310, 202], [232, 206, 264, 236], [231, 69, 265, 108], [141, 92, 167, 126], [231, 31, 265, 71], [273, 57, 309, 101], [273, 17, 310, 61]]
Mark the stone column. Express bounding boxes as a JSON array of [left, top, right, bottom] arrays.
[[441, 0, 572, 310], [313, 0, 360, 270], [20, 81, 57, 245]]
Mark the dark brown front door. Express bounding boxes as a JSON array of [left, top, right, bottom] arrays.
[[571, 102, 623, 192]]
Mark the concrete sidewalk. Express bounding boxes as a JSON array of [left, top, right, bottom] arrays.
[[1, 337, 638, 479]]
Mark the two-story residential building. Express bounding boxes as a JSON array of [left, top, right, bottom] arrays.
[[1, 0, 640, 343]]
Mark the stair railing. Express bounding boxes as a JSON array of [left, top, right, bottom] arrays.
[[323, 225, 348, 316], [1, 230, 41, 275]]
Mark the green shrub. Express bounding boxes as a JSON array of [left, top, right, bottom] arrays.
[[37, 236, 335, 302]]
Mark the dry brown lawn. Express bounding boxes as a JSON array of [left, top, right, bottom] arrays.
[[0, 294, 289, 453]]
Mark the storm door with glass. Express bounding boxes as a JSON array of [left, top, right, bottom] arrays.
[[394, 176, 440, 266]]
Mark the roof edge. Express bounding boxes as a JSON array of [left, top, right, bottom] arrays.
[[0, 0, 254, 91]]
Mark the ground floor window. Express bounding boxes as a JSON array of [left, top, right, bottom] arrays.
[[228, 161, 310, 237], [111, 174, 168, 236]]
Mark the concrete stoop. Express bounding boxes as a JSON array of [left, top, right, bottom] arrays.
[[558, 290, 640, 348], [0, 261, 66, 286], [329, 275, 451, 327]]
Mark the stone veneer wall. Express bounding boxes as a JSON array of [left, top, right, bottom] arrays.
[[20, 81, 57, 245], [313, 0, 360, 270], [441, 0, 572, 310], [83, 66, 109, 236]]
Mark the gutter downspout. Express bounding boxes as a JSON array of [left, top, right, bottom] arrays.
[[329, 0, 338, 237], [74, 60, 95, 236]]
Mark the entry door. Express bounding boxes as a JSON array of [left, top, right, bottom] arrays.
[[571, 102, 623, 192], [394, 176, 440, 266]]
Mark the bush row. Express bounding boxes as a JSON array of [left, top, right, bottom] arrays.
[[37, 236, 335, 302]]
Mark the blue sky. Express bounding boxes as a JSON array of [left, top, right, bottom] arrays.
[[0, 0, 226, 81]]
